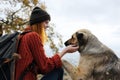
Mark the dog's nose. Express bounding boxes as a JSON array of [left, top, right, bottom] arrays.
[[64, 41, 69, 46]]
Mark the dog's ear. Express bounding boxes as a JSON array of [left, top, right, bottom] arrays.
[[76, 32, 83, 40], [76, 32, 85, 46]]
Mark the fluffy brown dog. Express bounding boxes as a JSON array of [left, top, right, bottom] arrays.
[[62, 29, 120, 80]]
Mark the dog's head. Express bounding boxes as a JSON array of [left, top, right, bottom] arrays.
[[64, 29, 93, 52]]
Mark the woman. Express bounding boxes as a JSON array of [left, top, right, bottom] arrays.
[[15, 7, 79, 80]]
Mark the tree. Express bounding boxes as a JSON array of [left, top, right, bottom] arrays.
[[0, 0, 63, 53]]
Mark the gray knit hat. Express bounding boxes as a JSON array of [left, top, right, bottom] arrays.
[[29, 7, 50, 25]]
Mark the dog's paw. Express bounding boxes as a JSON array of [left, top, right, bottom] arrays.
[[62, 59, 68, 63], [62, 59, 72, 66], [62, 59, 75, 71]]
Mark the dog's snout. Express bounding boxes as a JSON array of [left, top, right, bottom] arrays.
[[64, 41, 69, 46]]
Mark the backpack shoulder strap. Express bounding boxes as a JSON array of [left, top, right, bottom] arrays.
[[16, 30, 32, 52]]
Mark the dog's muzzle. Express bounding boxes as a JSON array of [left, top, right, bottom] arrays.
[[64, 41, 70, 46]]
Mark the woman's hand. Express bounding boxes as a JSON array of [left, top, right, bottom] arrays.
[[58, 45, 79, 58], [63, 45, 79, 53]]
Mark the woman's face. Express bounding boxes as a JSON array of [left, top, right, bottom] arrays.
[[43, 20, 49, 30]]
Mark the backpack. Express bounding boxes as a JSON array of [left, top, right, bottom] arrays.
[[0, 31, 34, 80]]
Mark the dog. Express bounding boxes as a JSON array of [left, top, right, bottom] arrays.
[[62, 29, 120, 80]]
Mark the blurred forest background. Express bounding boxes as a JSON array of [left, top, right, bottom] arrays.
[[0, 0, 71, 80], [0, 0, 63, 53]]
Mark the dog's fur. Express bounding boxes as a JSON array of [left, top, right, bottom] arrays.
[[62, 29, 120, 80]]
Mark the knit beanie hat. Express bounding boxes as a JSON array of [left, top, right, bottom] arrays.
[[29, 7, 51, 25]]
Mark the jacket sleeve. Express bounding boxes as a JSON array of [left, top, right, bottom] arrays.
[[27, 32, 62, 74]]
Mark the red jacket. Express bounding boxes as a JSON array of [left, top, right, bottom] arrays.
[[15, 30, 62, 80]]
